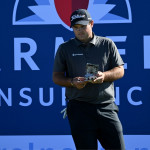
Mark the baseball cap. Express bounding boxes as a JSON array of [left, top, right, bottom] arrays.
[[70, 9, 92, 27]]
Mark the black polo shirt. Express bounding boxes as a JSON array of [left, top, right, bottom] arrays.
[[53, 34, 124, 104]]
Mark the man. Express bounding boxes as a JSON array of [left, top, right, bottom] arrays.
[[53, 9, 125, 150]]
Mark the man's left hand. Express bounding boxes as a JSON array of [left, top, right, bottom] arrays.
[[92, 71, 105, 84]]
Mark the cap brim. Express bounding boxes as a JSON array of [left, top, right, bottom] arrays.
[[70, 20, 90, 28]]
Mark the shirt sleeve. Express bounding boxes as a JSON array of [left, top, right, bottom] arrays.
[[53, 44, 66, 72], [109, 39, 124, 68]]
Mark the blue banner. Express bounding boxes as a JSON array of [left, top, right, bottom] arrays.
[[0, 0, 150, 148]]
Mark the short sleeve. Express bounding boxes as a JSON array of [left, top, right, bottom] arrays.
[[109, 40, 124, 68], [53, 45, 66, 72]]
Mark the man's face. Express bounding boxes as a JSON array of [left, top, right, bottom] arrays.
[[72, 21, 94, 43]]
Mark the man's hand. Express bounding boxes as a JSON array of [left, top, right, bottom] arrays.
[[72, 77, 88, 89], [92, 71, 105, 84]]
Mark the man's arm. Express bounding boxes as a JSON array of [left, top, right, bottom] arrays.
[[104, 65, 124, 82], [53, 72, 88, 89], [53, 72, 72, 87], [93, 65, 124, 84]]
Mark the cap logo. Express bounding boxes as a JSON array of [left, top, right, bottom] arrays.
[[71, 14, 85, 21]]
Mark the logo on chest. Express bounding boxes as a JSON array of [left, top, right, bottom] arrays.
[[72, 53, 84, 56]]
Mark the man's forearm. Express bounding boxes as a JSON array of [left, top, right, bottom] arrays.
[[53, 72, 72, 87], [103, 66, 124, 82]]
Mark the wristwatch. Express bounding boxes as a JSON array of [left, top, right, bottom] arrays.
[[70, 78, 74, 87]]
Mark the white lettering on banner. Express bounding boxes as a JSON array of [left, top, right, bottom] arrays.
[[0, 88, 54, 107], [106, 36, 127, 69], [39, 88, 53, 106], [3, 35, 148, 107], [115, 87, 120, 105], [55, 37, 64, 57], [14, 38, 40, 71], [0, 88, 12, 106], [0, 87, 143, 107], [19, 88, 32, 106], [144, 36, 150, 69], [127, 86, 142, 105], [62, 87, 66, 106], [13, 35, 150, 71], [116, 86, 143, 106]]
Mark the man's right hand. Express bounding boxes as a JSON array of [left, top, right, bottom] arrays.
[[72, 77, 88, 89]]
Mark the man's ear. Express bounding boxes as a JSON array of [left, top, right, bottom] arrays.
[[90, 20, 94, 28]]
